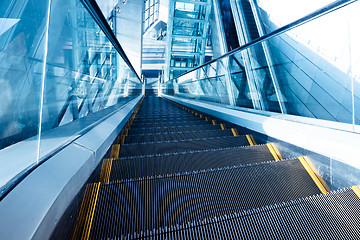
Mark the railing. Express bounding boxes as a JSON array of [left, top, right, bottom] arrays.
[[0, 0, 142, 199], [163, 0, 360, 130]]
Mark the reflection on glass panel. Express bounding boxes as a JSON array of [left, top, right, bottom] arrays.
[[229, 53, 253, 109], [0, 0, 49, 197], [174, 61, 230, 105], [264, 3, 357, 123], [168, 0, 360, 127], [171, 37, 201, 53], [236, 42, 281, 112], [173, 21, 204, 36], [95, 0, 118, 19], [174, 3, 207, 20], [0, 0, 49, 149], [348, 2, 360, 128], [39, 0, 141, 144]]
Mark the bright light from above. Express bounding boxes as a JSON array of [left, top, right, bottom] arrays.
[[258, 0, 335, 26], [258, 0, 360, 81]]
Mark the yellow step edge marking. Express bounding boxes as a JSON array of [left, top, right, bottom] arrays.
[[303, 156, 330, 192], [199, 114, 203, 119], [266, 143, 282, 161], [250, 135, 256, 145], [205, 117, 209, 121], [195, 112, 198, 116], [352, 186, 360, 199], [246, 135, 255, 146], [220, 123, 226, 130], [99, 159, 114, 184], [99, 160, 108, 183], [212, 120, 217, 125], [270, 143, 282, 160], [231, 128, 239, 136], [110, 144, 120, 158], [120, 134, 126, 145], [72, 183, 101, 240], [298, 156, 328, 194], [83, 182, 100, 240], [104, 158, 113, 184], [72, 185, 91, 240]]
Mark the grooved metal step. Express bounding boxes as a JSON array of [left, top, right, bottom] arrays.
[[149, 189, 360, 240], [125, 129, 234, 143], [131, 119, 211, 128], [128, 125, 220, 135], [119, 135, 251, 157], [89, 159, 322, 239], [134, 114, 199, 121], [111, 144, 276, 180]]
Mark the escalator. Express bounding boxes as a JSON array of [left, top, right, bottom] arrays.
[[218, 0, 239, 51], [54, 95, 360, 239]]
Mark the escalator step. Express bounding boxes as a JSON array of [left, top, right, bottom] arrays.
[[119, 135, 251, 157], [155, 189, 360, 239], [88, 159, 322, 239], [130, 119, 210, 128], [128, 125, 219, 135], [111, 144, 276, 180], [134, 114, 197, 120], [125, 129, 234, 143]]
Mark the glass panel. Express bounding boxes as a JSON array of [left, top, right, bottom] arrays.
[[173, 20, 204, 37], [229, 53, 253, 109], [0, 0, 48, 194], [167, 0, 359, 127], [348, 3, 360, 130], [264, 2, 356, 123], [235, 42, 281, 112], [95, 0, 118, 19], [174, 60, 230, 105], [39, 0, 142, 156]]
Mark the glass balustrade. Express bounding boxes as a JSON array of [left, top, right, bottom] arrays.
[[0, 0, 142, 198], [163, 0, 360, 131]]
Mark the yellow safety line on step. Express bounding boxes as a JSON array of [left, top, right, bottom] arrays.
[[199, 114, 203, 118], [212, 120, 217, 125], [99, 160, 108, 183], [83, 182, 100, 240], [110, 144, 120, 158], [250, 135, 256, 145], [104, 158, 113, 184], [72, 185, 91, 240], [298, 156, 328, 194], [246, 135, 256, 146], [266, 143, 283, 161], [220, 123, 226, 130], [304, 156, 330, 192], [72, 183, 101, 240], [231, 128, 239, 136], [99, 159, 114, 184], [205, 117, 209, 121], [352, 186, 360, 199]]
